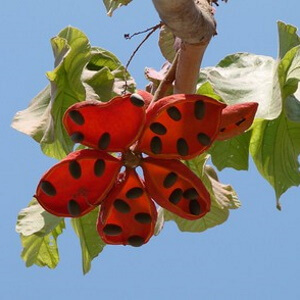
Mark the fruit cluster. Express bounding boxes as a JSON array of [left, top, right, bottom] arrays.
[[35, 91, 258, 247]]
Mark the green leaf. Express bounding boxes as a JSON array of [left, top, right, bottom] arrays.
[[279, 46, 300, 99], [209, 131, 252, 171], [102, 0, 132, 16], [198, 53, 281, 120], [20, 220, 65, 269], [71, 208, 106, 274], [16, 199, 63, 236], [197, 81, 223, 102], [83, 48, 135, 102], [250, 116, 300, 208], [159, 25, 176, 63], [164, 155, 240, 232], [17, 199, 64, 269], [278, 21, 300, 59], [12, 26, 91, 159], [12, 27, 134, 159], [12, 85, 51, 143]]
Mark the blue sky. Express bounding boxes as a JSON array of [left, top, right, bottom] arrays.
[[1, 0, 300, 299]]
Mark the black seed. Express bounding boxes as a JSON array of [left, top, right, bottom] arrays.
[[40, 181, 56, 196], [94, 159, 105, 177], [128, 235, 145, 247], [163, 172, 178, 188], [130, 93, 145, 107], [135, 213, 152, 224], [98, 132, 111, 150], [69, 110, 84, 125], [220, 128, 226, 132], [114, 199, 130, 213], [197, 133, 211, 146], [126, 187, 144, 199], [150, 122, 167, 135], [150, 136, 162, 154], [169, 188, 183, 204], [183, 188, 199, 200], [69, 160, 81, 179], [71, 132, 84, 143], [67, 199, 81, 217], [177, 138, 189, 156], [167, 106, 181, 121], [103, 224, 122, 236], [194, 100, 205, 120], [189, 200, 201, 215], [235, 117, 246, 126]]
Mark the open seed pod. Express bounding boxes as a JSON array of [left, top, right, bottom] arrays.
[[137, 94, 226, 159], [35, 150, 121, 217], [97, 168, 157, 247], [63, 93, 146, 152], [217, 102, 258, 140], [142, 157, 210, 220]]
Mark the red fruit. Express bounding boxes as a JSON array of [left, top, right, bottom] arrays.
[[97, 168, 157, 247], [63, 93, 146, 152], [137, 94, 226, 159], [142, 157, 210, 220], [217, 102, 258, 140], [35, 150, 121, 217]]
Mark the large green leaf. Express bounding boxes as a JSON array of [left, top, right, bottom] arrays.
[[164, 155, 240, 232], [250, 24, 300, 206], [71, 208, 106, 274], [12, 27, 134, 160], [198, 53, 281, 120], [17, 200, 65, 269], [102, 0, 132, 16]]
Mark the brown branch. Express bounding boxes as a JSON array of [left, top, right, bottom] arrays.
[[152, 0, 217, 94]]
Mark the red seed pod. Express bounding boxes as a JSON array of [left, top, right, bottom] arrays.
[[137, 94, 226, 159], [35, 150, 121, 217], [142, 157, 210, 220], [217, 102, 258, 140], [63, 93, 146, 152], [97, 168, 157, 247]]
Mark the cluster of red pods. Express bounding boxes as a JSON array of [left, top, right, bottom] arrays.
[[35, 91, 258, 247]]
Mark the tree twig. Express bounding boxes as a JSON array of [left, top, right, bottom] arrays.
[[151, 51, 179, 103]]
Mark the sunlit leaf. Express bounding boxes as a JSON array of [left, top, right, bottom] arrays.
[[16, 199, 63, 236], [199, 53, 281, 120], [20, 217, 65, 269]]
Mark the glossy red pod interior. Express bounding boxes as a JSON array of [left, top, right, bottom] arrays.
[[35, 149, 121, 217], [137, 94, 226, 159], [97, 168, 157, 247], [63, 93, 146, 152], [217, 102, 258, 140], [142, 157, 210, 220]]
